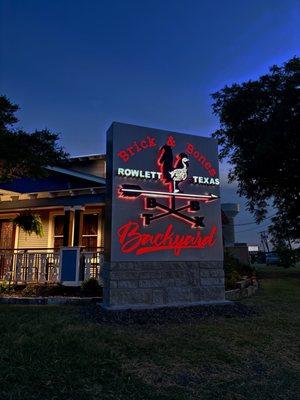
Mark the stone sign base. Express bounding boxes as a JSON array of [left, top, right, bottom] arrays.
[[102, 261, 225, 310]]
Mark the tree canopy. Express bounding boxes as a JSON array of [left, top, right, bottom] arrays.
[[0, 95, 67, 182], [212, 57, 300, 246]]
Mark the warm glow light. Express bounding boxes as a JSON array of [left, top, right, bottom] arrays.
[[118, 221, 217, 256]]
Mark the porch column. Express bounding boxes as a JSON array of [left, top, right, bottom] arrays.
[[73, 206, 85, 247], [63, 207, 72, 246]]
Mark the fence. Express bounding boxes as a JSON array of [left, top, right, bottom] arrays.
[[0, 248, 104, 285]]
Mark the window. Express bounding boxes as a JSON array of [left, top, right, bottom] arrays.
[[0, 220, 15, 249], [82, 214, 99, 250], [52, 213, 100, 250], [53, 215, 65, 249]]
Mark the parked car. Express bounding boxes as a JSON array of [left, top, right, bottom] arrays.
[[266, 252, 280, 265], [250, 251, 266, 264]]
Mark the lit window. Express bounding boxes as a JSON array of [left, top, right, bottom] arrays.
[[53, 215, 65, 249], [82, 214, 99, 250]]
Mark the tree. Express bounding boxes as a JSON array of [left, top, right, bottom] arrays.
[[211, 57, 300, 248], [0, 95, 67, 182]]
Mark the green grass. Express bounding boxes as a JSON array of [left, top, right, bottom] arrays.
[[254, 262, 300, 278], [0, 267, 299, 400]]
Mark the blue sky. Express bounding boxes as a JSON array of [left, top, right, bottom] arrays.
[[0, 0, 299, 245]]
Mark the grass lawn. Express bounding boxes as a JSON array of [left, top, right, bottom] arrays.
[[0, 266, 299, 400]]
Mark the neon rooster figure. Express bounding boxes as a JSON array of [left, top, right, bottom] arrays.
[[158, 145, 189, 193]]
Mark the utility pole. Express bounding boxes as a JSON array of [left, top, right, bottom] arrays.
[[260, 231, 270, 253]]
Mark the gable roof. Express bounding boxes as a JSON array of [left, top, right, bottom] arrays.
[[69, 154, 105, 161], [45, 166, 106, 185], [0, 166, 106, 195]]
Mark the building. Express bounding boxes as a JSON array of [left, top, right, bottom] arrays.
[[221, 203, 255, 265], [0, 155, 106, 283], [221, 203, 239, 247]]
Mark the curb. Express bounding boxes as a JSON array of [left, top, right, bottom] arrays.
[[0, 296, 102, 305]]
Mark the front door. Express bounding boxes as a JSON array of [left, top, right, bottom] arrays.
[[0, 220, 15, 249], [0, 220, 15, 279]]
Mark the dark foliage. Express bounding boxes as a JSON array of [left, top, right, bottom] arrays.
[[0, 282, 103, 297], [12, 283, 81, 297], [12, 212, 44, 237], [273, 240, 298, 268], [81, 278, 102, 297], [212, 57, 300, 246], [224, 251, 255, 289], [0, 95, 67, 182]]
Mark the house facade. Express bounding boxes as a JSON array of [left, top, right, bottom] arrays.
[[0, 155, 106, 283]]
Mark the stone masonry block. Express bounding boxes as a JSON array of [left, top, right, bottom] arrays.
[[161, 271, 185, 279], [104, 261, 225, 308], [110, 288, 153, 306], [200, 269, 224, 278], [139, 271, 162, 279], [110, 271, 140, 280], [174, 278, 189, 287], [117, 280, 139, 289], [139, 278, 175, 288], [152, 289, 165, 304], [165, 287, 191, 303], [200, 277, 224, 286], [191, 286, 224, 302]]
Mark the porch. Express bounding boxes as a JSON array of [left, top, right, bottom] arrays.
[[0, 247, 104, 284], [0, 200, 105, 285], [0, 154, 107, 285]]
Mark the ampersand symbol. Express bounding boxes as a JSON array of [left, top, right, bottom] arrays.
[[167, 135, 176, 147]]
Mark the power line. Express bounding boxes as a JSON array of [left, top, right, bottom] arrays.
[[226, 213, 276, 227], [235, 223, 271, 234]]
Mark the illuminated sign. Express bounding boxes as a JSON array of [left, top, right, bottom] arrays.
[[116, 168, 220, 185], [105, 122, 223, 262], [118, 222, 217, 256]]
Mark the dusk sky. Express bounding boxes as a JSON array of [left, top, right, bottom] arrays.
[[0, 0, 299, 245]]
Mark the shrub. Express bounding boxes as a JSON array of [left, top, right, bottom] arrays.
[[20, 283, 81, 297], [21, 284, 53, 297], [224, 251, 255, 290], [81, 278, 102, 297], [0, 282, 7, 294], [275, 243, 297, 268]]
